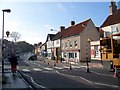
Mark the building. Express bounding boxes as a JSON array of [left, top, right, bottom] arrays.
[[52, 31, 62, 60], [61, 19, 100, 63], [100, 1, 120, 37], [46, 34, 55, 59], [40, 42, 47, 57], [34, 42, 42, 55], [90, 28, 104, 60]]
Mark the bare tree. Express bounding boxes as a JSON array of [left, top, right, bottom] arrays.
[[10, 32, 21, 43]]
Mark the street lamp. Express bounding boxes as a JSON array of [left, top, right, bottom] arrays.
[[86, 38, 91, 73], [51, 29, 58, 31], [1, 9, 11, 74]]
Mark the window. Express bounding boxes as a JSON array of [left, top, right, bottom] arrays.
[[48, 53, 51, 57], [74, 40, 77, 47], [69, 53, 74, 58], [63, 53, 66, 58], [75, 53, 77, 58], [104, 31, 110, 37], [111, 26, 119, 34], [56, 40, 59, 44], [69, 41, 72, 47], [65, 42, 68, 48], [61, 42, 63, 48]]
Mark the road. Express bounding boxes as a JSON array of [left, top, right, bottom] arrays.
[[17, 54, 120, 90]]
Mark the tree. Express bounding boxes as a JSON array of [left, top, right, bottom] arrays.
[[10, 32, 21, 43], [34, 43, 38, 48], [17, 41, 34, 53]]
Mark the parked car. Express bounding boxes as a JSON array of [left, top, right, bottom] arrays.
[[28, 54, 37, 60]]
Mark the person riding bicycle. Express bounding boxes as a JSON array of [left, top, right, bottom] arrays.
[[8, 52, 18, 75]]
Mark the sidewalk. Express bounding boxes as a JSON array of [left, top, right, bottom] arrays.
[[1, 70, 31, 90], [0, 61, 31, 90]]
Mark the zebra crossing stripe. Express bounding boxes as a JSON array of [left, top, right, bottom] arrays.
[[33, 68, 42, 71], [22, 69, 30, 72], [44, 67, 53, 70], [54, 67, 63, 70], [63, 66, 70, 69]]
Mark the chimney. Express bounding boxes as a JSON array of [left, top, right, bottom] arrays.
[[109, 1, 117, 15], [60, 26, 65, 32], [71, 21, 75, 26]]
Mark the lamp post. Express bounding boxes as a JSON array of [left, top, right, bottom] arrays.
[[51, 29, 58, 31], [86, 38, 91, 73], [1, 9, 11, 74]]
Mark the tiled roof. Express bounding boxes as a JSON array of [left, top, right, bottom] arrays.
[[47, 19, 92, 41], [100, 9, 120, 28], [52, 32, 61, 41], [61, 19, 91, 38]]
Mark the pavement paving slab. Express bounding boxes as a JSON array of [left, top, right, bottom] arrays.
[[2, 72, 31, 89]]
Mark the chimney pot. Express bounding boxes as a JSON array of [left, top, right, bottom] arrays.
[[109, 1, 117, 15], [60, 26, 65, 32], [71, 21, 75, 26]]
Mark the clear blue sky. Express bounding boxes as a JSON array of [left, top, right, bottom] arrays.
[[0, 1, 119, 45]]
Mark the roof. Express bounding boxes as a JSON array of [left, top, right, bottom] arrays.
[[45, 19, 93, 41], [99, 28, 104, 32], [61, 19, 91, 38], [100, 9, 120, 28], [46, 34, 55, 42], [52, 32, 62, 41]]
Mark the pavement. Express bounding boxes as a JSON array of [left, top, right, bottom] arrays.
[[0, 61, 31, 90]]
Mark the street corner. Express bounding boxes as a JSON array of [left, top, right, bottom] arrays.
[[89, 63, 103, 68]]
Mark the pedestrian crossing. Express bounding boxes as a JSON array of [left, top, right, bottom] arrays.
[[33, 68, 42, 71], [20, 65, 83, 72]]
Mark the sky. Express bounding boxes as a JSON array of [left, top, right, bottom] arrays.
[[0, 0, 119, 45]]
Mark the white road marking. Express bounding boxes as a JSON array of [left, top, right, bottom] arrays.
[[22, 72, 46, 88], [22, 69, 30, 72], [33, 68, 42, 71], [63, 66, 70, 69], [79, 66, 87, 68], [4, 66, 11, 68], [90, 70, 113, 77], [44, 67, 53, 70], [72, 66, 81, 68], [56, 71, 119, 88]]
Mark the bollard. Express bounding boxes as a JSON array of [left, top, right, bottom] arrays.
[[54, 61, 56, 66], [114, 66, 119, 78], [110, 61, 114, 71], [48, 62, 49, 65], [86, 64, 90, 73], [70, 63, 72, 70]]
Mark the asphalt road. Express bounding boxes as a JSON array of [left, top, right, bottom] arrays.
[[17, 55, 120, 90]]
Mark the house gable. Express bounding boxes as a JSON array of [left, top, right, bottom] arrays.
[[61, 19, 91, 39], [100, 9, 120, 28]]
